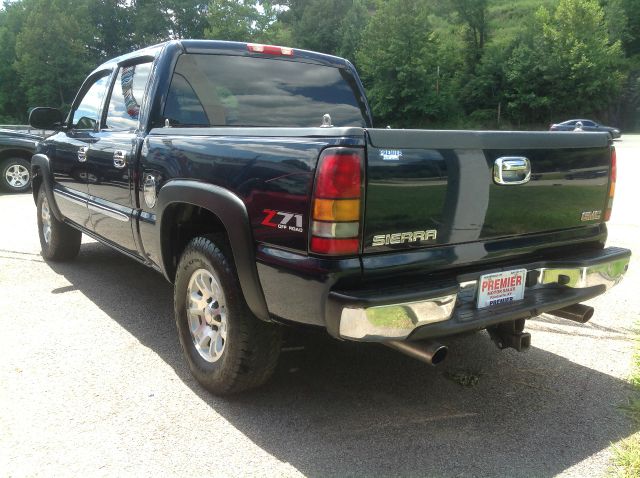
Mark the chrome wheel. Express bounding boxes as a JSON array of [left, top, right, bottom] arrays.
[[186, 268, 228, 363], [41, 196, 52, 244], [5, 163, 29, 188]]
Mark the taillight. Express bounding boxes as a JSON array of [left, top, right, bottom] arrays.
[[247, 43, 294, 56], [605, 146, 616, 221], [310, 148, 363, 255]]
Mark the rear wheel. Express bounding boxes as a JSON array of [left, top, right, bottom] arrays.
[[174, 235, 282, 394], [37, 188, 82, 261], [1, 158, 31, 193]]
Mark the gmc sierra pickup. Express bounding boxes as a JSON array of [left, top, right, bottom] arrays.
[[28, 40, 630, 394]]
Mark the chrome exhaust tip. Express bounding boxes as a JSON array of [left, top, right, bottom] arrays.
[[385, 340, 448, 366], [548, 303, 594, 323]]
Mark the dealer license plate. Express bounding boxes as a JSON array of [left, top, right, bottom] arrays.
[[476, 269, 527, 309]]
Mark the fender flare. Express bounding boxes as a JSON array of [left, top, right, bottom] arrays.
[[155, 180, 270, 321], [30, 153, 64, 221]]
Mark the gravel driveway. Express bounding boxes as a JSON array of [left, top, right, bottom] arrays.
[[1, 136, 639, 477]]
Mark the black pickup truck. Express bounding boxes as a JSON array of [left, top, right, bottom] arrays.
[[29, 40, 630, 394], [0, 128, 42, 192]]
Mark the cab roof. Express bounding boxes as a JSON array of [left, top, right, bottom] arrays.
[[91, 39, 349, 76]]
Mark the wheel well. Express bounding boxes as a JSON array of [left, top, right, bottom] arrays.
[[0, 148, 33, 164], [161, 203, 229, 281]]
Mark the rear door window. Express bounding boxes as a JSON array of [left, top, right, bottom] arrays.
[[162, 54, 368, 128], [104, 62, 152, 131]]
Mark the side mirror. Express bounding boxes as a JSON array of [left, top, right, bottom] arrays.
[[29, 107, 64, 130]]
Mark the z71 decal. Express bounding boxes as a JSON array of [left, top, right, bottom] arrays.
[[261, 209, 304, 233]]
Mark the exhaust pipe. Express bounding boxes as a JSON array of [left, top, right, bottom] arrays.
[[548, 303, 594, 323], [385, 340, 448, 366]]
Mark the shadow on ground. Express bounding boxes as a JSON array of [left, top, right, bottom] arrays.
[[48, 242, 637, 477]]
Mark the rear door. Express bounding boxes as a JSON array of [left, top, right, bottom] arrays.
[[49, 72, 111, 227], [85, 61, 153, 255], [362, 129, 611, 254]]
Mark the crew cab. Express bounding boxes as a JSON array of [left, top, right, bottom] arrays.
[[28, 40, 630, 394]]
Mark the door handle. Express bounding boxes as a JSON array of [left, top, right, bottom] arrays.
[[493, 157, 531, 185], [78, 146, 88, 162], [113, 150, 128, 169]]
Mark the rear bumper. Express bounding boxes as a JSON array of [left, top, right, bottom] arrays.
[[327, 247, 630, 342]]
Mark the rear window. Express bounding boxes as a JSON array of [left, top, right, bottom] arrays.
[[163, 53, 368, 128]]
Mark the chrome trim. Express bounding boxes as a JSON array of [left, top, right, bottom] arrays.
[[87, 199, 130, 222], [538, 257, 629, 290], [338, 252, 629, 341], [493, 156, 531, 185], [339, 293, 457, 340], [53, 189, 86, 207], [143, 174, 157, 208], [113, 150, 127, 169], [77, 146, 88, 163]]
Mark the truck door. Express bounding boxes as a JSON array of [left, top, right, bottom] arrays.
[[85, 61, 152, 256], [49, 73, 111, 228]]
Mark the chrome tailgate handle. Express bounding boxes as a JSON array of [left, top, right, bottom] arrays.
[[113, 150, 128, 169], [493, 156, 531, 185], [77, 146, 88, 162]]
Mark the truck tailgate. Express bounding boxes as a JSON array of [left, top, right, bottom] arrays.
[[363, 129, 612, 254]]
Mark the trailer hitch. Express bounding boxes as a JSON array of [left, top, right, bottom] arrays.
[[487, 318, 531, 352]]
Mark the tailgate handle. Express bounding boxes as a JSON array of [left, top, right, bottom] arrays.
[[493, 157, 531, 185]]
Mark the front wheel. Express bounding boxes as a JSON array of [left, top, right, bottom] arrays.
[[174, 235, 282, 395], [1, 157, 31, 193], [37, 188, 82, 261]]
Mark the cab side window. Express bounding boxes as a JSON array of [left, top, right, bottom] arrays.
[[104, 63, 152, 131], [164, 73, 209, 126], [71, 74, 110, 130]]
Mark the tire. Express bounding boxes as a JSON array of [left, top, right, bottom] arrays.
[[174, 235, 282, 395], [37, 188, 82, 261], [1, 157, 31, 193]]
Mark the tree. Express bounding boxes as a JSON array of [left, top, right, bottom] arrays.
[[205, 0, 280, 42], [87, 0, 136, 60], [356, 0, 462, 127], [504, 0, 625, 124], [0, 1, 28, 122], [450, 0, 488, 66], [619, 0, 640, 57], [14, 0, 94, 111], [277, 0, 368, 60], [169, 0, 209, 39]]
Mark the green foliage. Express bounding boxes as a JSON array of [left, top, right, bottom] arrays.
[[0, 1, 28, 122], [356, 0, 463, 127], [14, 0, 94, 112], [619, 0, 640, 57], [612, 334, 640, 477], [277, 0, 368, 61], [450, 0, 488, 66], [503, 0, 625, 124], [205, 0, 262, 41], [0, 0, 638, 129]]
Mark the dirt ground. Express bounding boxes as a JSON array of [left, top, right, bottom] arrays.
[[1, 136, 639, 477]]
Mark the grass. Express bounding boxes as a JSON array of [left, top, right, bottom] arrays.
[[612, 334, 640, 477]]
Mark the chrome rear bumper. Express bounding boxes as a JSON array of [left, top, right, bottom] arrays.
[[332, 247, 630, 341]]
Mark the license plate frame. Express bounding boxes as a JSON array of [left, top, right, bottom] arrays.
[[476, 269, 527, 309]]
